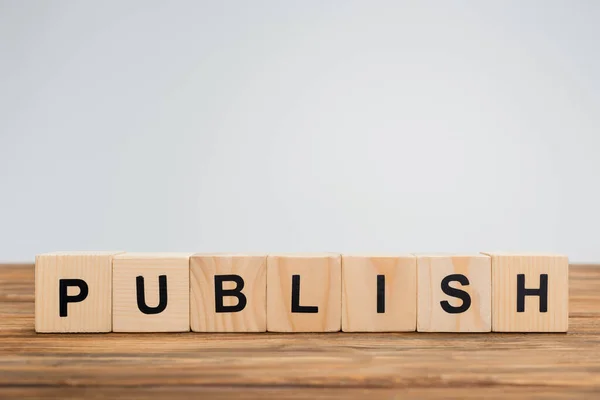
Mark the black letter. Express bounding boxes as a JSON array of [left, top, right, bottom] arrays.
[[517, 274, 548, 312], [214, 275, 247, 312], [136, 275, 168, 315], [291, 275, 318, 313], [59, 279, 88, 317], [377, 275, 385, 313], [440, 274, 471, 314]]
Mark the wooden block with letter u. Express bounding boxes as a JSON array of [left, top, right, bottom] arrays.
[[112, 253, 191, 332], [190, 254, 267, 332], [417, 254, 491, 332], [267, 254, 341, 332], [485, 253, 569, 332], [35, 251, 122, 333], [342, 254, 417, 332]]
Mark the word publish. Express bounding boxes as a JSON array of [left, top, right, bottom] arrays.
[[35, 252, 569, 333]]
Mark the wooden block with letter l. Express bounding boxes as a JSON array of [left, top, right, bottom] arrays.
[[112, 253, 191, 332], [35, 251, 122, 333], [267, 254, 341, 332], [342, 254, 416, 332], [484, 253, 569, 332], [417, 254, 491, 332], [190, 254, 267, 332]]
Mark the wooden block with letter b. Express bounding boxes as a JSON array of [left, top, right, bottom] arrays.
[[417, 254, 491, 332], [267, 254, 341, 332], [35, 251, 122, 333], [485, 253, 569, 332], [112, 253, 191, 332], [190, 254, 267, 332], [342, 254, 416, 332]]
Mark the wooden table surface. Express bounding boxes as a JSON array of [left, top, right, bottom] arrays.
[[1, 263, 599, 399]]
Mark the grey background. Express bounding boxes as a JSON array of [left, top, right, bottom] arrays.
[[1, 1, 599, 262]]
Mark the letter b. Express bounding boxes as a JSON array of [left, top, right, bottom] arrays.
[[215, 275, 247, 313]]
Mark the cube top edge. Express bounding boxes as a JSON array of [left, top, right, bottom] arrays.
[[267, 253, 341, 258], [342, 253, 415, 259], [113, 252, 194, 260], [481, 252, 568, 259], [37, 251, 124, 257], [415, 253, 489, 258], [191, 253, 268, 258]]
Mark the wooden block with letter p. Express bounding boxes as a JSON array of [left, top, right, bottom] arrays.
[[190, 254, 267, 332], [342, 254, 416, 332], [267, 254, 341, 332], [484, 253, 569, 332], [417, 254, 491, 332], [112, 253, 191, 332], [35, 251, 122, 333]]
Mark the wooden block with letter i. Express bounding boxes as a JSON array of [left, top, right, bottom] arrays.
[[35, 251, 122, 333], [342, 254, 416, 332], [417, 254, 491, 332], [112, 253, 191, 332], [190, 254, 267, 332], [267, 254, 341, 332], [484, 253, 569, 332]]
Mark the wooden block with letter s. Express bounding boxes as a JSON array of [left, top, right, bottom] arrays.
[[267, 254, 341, 332], [190, 254, 267, 332], [112, 253, 191, 332], [484, 252, 569, 332], [35, 251, 122, 333], [417, 254, 491, 332]]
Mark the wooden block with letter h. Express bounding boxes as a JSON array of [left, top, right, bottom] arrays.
[[417, 254, 491, 332], [190, 254, 267, 332], [342, 254, 417, 332], [35, 251, 122, 333], [112, 253, 191, 332], [485, 253, 569, 332], [267, 254, 341, 332]]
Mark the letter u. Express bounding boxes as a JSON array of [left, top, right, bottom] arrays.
[[136, 275, 168, 314]]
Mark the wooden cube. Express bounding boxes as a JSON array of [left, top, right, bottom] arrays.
[[485, 253, 569, 332], [267, 254, 341, 332], [112, 253, 191, 332], [417, 254, 491, 332], [342, 254, 416, 332], [35, 251, 121, 333], [190, 254, 267, 332]]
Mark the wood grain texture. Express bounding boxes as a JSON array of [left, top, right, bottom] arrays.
[[35, 252, 121, 333], [3, 263, 600, 399], [267, 254, 341, 332], [485, 253, 569, 332], [190, 254, 267, 332], [113, 253, 191, 332], [417, 254, 491, 332], [342, 255, 416, 332]]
